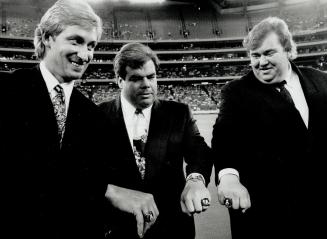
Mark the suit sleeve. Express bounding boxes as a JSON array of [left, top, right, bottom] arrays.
[[182, 104, 213, 186], [211, 83, 249, 184]]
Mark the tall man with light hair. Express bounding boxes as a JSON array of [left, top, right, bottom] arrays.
[[212, 16, 327, 239], [0, 0, 107, 238]]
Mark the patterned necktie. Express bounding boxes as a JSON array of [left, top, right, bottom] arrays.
[[52, 85, 66, 145], [133, 109, 148, 180], [275, 80, 294, 106]]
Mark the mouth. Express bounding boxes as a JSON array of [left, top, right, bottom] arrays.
[[68, 57, 88, 71], [259, 68, 272, 74], [139, 92, 152, 98]]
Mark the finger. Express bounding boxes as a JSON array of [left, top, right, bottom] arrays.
[[240, 195, 251, 213], [232, 196, 240, 210], [193, 197, 203, 213], [135, 211, 145, 238], [152, 201, 159, 219], [217, 190, 226, 205], [143, 220, 153, 236], [185, 197, 196, 214], [180, 199, 191, 216]]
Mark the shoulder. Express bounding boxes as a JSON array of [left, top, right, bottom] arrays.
[[299, 66, 327, 78], [298, 66, 327, 87], [73, 88, 101, 114], [98, 98, 119, 115], [222, 72, 254, 95], [156, 99, 190, 112]]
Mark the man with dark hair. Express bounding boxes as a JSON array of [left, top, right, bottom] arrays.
[[212, 16, 327, 239], [100, 42, 212, 239], [0, 0, 106, 238]]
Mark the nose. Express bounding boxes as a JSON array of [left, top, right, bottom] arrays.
[[141, 77, 151, 87], [259, 55, 268, 66], [77, 45, 90, 62]]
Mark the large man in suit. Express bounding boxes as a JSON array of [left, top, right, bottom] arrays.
[[212, 16, 327, 239], [0, 1, 106, 238], [100, 42, 212, 239]]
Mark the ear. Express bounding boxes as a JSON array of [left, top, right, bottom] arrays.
[[42, 35, 54, 48], [117, 77, 124, 89]]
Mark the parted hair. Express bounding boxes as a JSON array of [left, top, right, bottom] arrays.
[[243, 16, 297, 60], [114, 42, 160, 80], [34, 0, 102, 60]]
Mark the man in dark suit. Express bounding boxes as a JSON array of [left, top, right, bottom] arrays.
[[100, 42, 212, 239], [0, 1, 106, 238], [212, 17, 327, 239]]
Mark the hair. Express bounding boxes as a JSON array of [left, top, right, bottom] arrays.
[[114, 42, 160, 80], [34, 0, 102, 60], [243, 16, 297, 60]]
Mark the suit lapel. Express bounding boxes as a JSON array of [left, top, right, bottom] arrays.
[[112, 97, 143, 181], [28, 66, 60, 147], [249, 69, 308, 133], [291, 62, 319, 132], [144, 100, 170, 181]]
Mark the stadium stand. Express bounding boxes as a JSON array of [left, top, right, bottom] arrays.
[[1, 0, 327, 112]]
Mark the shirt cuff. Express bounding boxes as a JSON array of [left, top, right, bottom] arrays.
[[218, 168, 239, 182], [186, 172, 206, 185]]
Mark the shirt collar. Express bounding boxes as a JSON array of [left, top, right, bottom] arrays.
[[40, 61, 74, 100], [284, 62, 292, 85], [120, 92, 152, 121]]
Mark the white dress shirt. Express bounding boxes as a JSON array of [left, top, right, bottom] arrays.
[[40, 61, 74, 114], [120, 93, 205, 184], [283, 65, 309, 128], [120, 93, 152, 148]]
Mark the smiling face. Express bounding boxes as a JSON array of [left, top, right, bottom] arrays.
[[118, 60, 157, 109], [250, 32, 290, 85], [43, 25, 97, 83]]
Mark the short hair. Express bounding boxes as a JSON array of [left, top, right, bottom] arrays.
[[114, 42, 160, 80], [34, 0, 102, 60], [243, 16, 297, 60]]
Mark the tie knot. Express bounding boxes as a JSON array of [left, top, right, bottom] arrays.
[[53, 85, 65, 104], [135, 108, 143, 115], [54, 84, 63, 94], [273, 80, 287, 89]]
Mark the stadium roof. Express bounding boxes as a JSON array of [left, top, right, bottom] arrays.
[[0, 0, 280, 8]]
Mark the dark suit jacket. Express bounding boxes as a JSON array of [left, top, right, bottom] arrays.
[[1, 66, 106, 239], [212, 62, 327, 239], [100, 97, 212, 239]]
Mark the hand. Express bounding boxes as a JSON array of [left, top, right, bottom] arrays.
[[180, 179, 211, 216], [217, 174, 251, 213], [105, 184, 159, 238]]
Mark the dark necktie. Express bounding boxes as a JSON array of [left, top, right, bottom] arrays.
[[52, 85, 66, 145], [133, 109, 147, 179], [274, 80, 294, 106]]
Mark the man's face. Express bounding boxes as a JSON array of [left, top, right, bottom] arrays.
[[249, 32, 290, 85], [118, 60, 157, 109], [43, 25, 98, 83]]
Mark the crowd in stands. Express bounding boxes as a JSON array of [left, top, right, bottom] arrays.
[[1, 2, 326, 40], [76, 83, 222, 112], [1, 1, 327, 111]]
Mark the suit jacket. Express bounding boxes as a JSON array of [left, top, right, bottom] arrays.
[[100, 97, 212, 239], [1, 66, 106, 239], [212, 62, 327, 239]]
